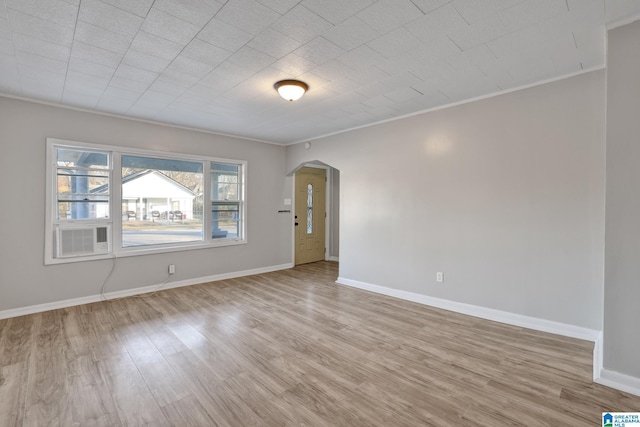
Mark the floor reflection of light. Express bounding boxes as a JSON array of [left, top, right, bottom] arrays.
[[306, 291, 314, 313], [171, 324, 206, 348], [218, 310, 241, 335]]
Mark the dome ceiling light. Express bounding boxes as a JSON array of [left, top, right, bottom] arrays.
[[274, 80, 308, 102]]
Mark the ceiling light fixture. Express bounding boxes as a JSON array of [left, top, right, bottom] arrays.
[[274, 80, 308, 102]]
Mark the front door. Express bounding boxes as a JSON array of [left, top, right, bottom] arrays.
[[295, 167, 326, 265]]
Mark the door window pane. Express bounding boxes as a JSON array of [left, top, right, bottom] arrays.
[[307, 183, 313, 234]]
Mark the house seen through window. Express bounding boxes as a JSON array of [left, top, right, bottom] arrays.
[[120, 155, 204, 247]]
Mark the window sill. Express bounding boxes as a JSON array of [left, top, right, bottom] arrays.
[[44, 238, 247, 265]]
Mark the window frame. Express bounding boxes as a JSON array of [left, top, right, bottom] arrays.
[[45, 138, 247, 265]]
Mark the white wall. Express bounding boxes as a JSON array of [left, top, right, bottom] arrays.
[[0, 96, 292, 312], [604, 20, 640, 378], [330, 168, 340, 258], [287, 70, 606, 330]]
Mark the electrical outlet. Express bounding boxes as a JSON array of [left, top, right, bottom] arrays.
[[168, 264, 175, 275], [436, 272, 444, 283]]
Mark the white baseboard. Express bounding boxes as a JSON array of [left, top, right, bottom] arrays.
[[335, 276, 600, 342], [593, 331, 603, 381], [592, 331, 640, 397], [596, 369, 640, 397], [0, 263, 293, 320], [327, 256, 339, 262]]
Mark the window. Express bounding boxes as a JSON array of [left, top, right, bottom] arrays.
[[211, 162, 241, 239], [45, 139, 246, 264]]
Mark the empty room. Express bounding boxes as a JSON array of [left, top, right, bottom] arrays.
[[1, 0, 640, 425]]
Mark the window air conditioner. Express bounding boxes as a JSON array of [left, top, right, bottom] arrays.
[[55, 225, 110, 258]]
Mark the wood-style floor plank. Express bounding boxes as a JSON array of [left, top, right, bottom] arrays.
[[0, 316, 34, 366], [166, 350, 264, 427], [23, 311, 67, 427], [59, 354, 121, 427], [160, 395, 218, 427], [0, 362, 28, 427], [1, 261, 639, 426], [97, 354, 168, 426]]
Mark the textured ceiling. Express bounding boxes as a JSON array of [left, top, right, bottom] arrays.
[[1, 0, 639, 145]]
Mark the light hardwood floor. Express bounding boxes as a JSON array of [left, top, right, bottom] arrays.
[[1, 261, 638, 426]]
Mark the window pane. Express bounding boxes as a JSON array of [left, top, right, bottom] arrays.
[[212, 220, 239, 238], [211, 163, 238, 176], [211, 202, 239, 238], [212, 182, 239, 201], [57, 149, 109, 168], [211, 162, 239, 201], [121, 155, 204, 247], [122, 156, 203, 173], [57, 201, 109, 220], [57, 171, 109, 195], [56, 147, 110, 220]]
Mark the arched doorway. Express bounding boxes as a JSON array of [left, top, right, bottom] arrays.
[[291, 162, 340, 266]]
